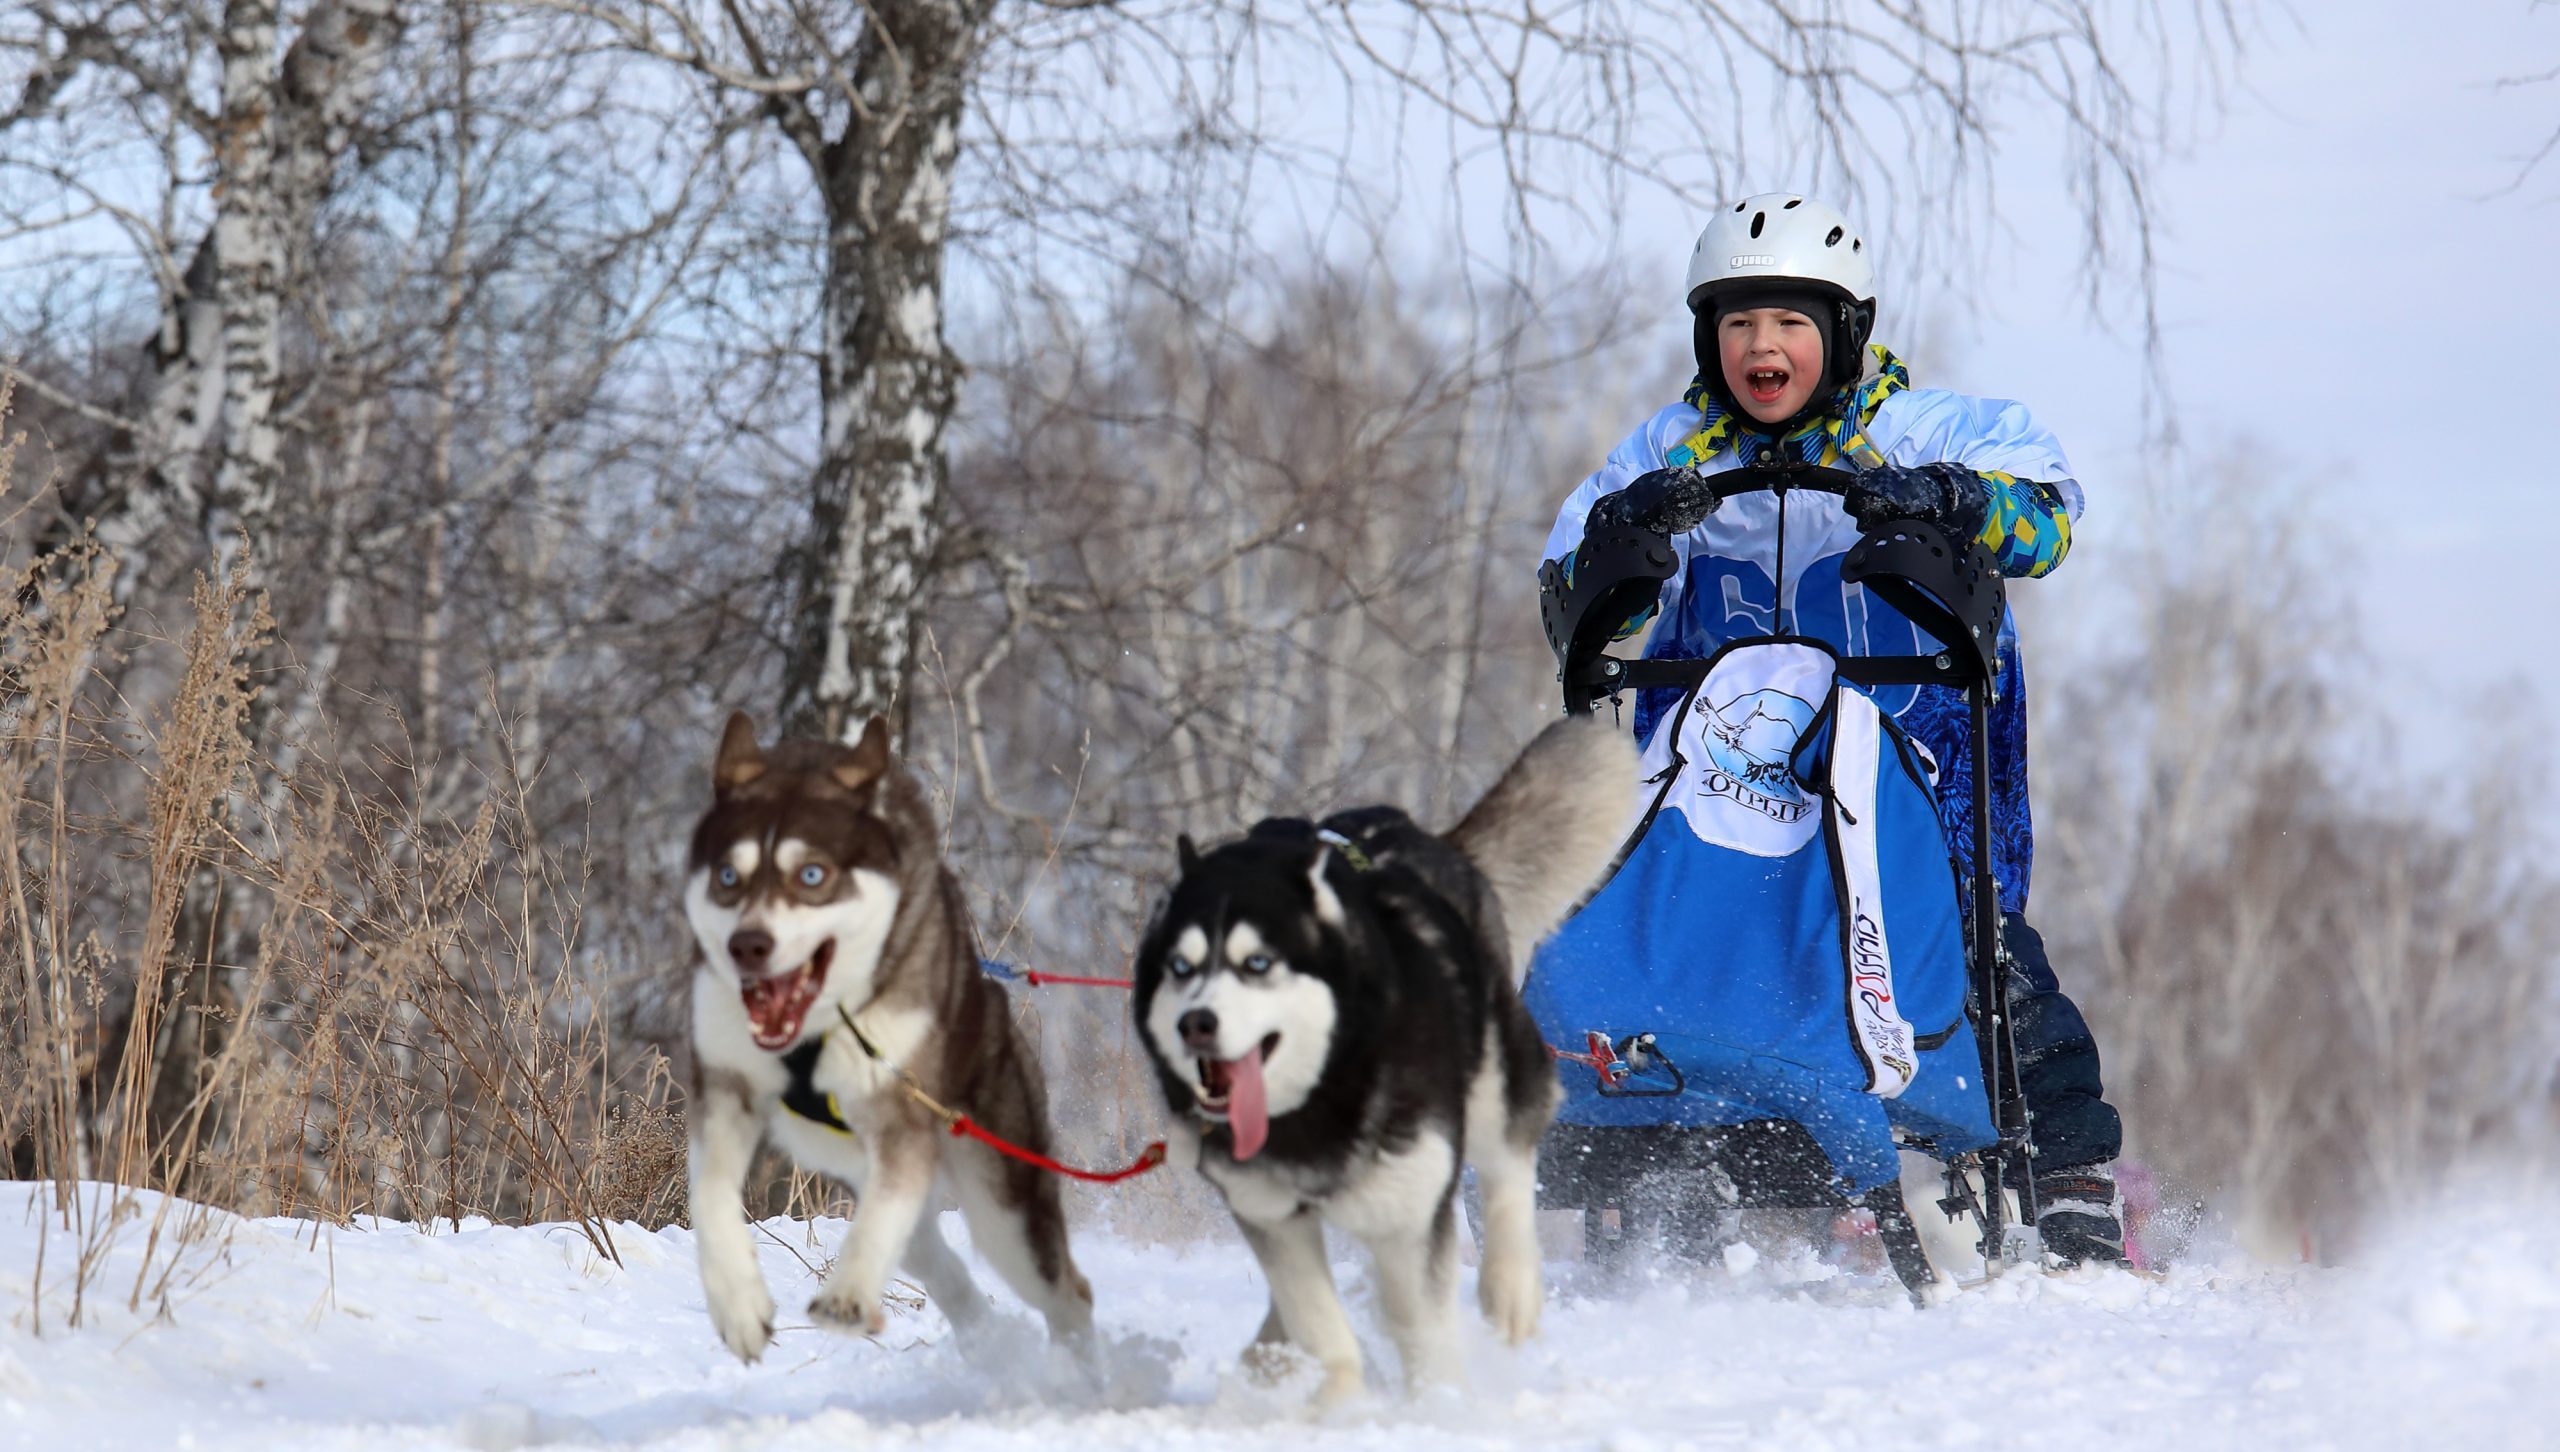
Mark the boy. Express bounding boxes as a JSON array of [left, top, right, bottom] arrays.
[[1540, 193, 2125, 1265]]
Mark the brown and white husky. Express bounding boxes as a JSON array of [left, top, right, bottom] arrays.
[[679, 712, 1090, 1363]]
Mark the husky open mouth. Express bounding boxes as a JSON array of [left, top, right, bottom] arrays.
[[1194, 1032, 1280, 1160], [742, 938, 835, 1050]]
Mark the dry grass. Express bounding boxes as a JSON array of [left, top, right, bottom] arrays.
[[0, 384, 689, 1325]]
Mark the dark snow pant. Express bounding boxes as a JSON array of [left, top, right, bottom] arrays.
[[2001, 913, 2122, 1172]]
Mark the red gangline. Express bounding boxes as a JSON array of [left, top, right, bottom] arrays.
[[1021, 970, 1137, 989], [989, 970, 1157, 1178], [946, 1117, 1167, 1183]]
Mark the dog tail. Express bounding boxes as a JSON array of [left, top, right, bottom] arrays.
[[1445, 715, 1642, 977]]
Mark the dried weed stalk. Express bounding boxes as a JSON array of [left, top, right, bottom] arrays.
[[1, 389, 684, 1325]]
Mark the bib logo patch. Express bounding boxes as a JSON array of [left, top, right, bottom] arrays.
[[1642, 641, 1839, 859], [1696, 687, 1814, 824]]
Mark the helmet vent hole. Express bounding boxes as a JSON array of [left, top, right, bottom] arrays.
[[1734, 201, 1747, 213], [1852, 238, 1863, 252], [1784, 198, 1802, 209], [1825, 226, 1844, 247], [1749, 211, 1766, 238]]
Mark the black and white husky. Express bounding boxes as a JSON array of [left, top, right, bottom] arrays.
[[1134, 717, 1637, 1404], [680, 713, 1092, 1364]]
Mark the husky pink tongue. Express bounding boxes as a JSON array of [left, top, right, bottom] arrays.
[[1224, 1046, 1269, 1160]]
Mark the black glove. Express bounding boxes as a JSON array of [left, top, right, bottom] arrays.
[[1843, 462, 1992, 538], [1585, 466, 1724, 536]]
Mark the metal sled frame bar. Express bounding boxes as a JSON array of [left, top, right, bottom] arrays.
[[1966, 679, 2039, 1262], [1579, 651, 1971, 698]]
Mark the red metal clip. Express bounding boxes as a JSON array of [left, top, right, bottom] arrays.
[[1584, 1030, 1632, 1089]]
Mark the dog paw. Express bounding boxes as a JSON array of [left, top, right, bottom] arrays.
[[1309, 1362, 1367, 1412], [808, 1286, 888, 1337], [703, 1267, 775, 1363], [1237, 1336, 1303, 1387], [1478, 1253, 1543, 1345]]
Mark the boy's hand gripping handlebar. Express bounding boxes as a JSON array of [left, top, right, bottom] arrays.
[[1539, 460, 2009, 715]]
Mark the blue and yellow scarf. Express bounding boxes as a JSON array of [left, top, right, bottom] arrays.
[[1667, 344, 1910, 470]]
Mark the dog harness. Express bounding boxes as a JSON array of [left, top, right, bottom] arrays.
[[771, 1003, 1169, 1183], [779, 1037, 853, 1133], [771, 1008, 905, 1137]]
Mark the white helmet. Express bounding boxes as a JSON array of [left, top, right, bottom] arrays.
[[1684, 193, 1877, 400], [1684, 193, 1874, 307]]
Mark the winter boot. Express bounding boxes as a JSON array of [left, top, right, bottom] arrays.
[[2035, 1165, 2128, 1267]]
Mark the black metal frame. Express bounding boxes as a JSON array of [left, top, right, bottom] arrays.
[[1545, 460, 2041, 1274]]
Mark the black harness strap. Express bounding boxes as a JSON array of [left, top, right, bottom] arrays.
[[779, 1037, 853, 1133]]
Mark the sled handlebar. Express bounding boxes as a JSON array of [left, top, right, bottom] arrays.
[[1544, 460, 2007, 714], [1703, 460, 1859, 501], [1586, 462, 1857, 540]]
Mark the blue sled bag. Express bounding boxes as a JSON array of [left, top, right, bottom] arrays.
[[1522, 637, 1996, 1194]]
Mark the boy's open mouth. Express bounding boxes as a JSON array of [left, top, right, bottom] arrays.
[[1746, 367, 1790, 405], [1194, 1032, 1281, 1161], [741, 939, 834, 1050]]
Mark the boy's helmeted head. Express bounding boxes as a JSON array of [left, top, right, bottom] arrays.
[[1685, 194, 1877, 431]]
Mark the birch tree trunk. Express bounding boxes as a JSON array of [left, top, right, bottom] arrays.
[[141, 0, 401, 1179], [773, 0, 985, 745], [85, 241, 225, 599], [33, 0, 399, 597], [204, 0, 285, 584], [419, 0, 470, 808]]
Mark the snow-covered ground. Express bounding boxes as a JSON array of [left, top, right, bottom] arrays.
[[3, 1183, 2554, 1451]]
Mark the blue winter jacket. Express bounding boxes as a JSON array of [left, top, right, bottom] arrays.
[[1541, 387, 2084, 911]]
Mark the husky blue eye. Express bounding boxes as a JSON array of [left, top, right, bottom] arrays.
[[1241, 953, 1273, 974], [798, 864, 827, 887], [1169, 957, 1197, 979], [715, 865, 739, 887]]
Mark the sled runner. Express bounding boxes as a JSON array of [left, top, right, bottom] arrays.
[[1525, 461, 2040, 1298]]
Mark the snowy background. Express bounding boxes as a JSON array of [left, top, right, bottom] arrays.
[[5, 3, 2559, 1448], [7, 1184, 2557, 1451]]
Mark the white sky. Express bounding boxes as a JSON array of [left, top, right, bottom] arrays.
[[1947, 1, 2560, 789]]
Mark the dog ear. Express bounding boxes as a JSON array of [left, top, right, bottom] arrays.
[[713, 711, 765, 793], [1177, 833, 1201, 874], [832, 714, 891, 793]]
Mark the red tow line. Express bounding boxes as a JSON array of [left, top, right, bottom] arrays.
[[1020, 970, 1138, 989], [946, 1116, 1168, 1182], [970, 968, 1162, 1181], [1015, 962, 1625, 1102]]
